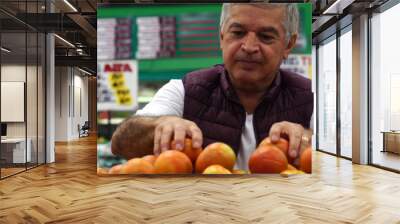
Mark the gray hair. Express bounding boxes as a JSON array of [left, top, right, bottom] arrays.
[[220, 3, 299, 43]]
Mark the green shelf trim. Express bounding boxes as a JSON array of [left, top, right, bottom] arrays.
[[174, 54, 221, 58], [98, 4, 222, 18], [139, 71, 190, 81], [176, 22, 220, 27], [138, 57, 222, 81], [138, 57, 222, 72]]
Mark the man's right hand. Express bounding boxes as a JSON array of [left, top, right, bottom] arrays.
[[154, 116, 203, 155]]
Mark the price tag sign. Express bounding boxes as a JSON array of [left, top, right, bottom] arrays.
[[97, 60, 138, 111], [281, 54, 312, 79]]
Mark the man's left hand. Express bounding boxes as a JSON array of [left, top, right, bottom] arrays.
[[269, 121, 312, 159]]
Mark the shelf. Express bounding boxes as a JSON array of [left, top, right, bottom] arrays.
[[98, 118, 125, 125], [97, 143, 114, 157], [98, 4, 222, 18], [138, 57, 222, 81]]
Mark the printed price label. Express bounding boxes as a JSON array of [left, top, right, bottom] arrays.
[[98, 60, 138, 111]]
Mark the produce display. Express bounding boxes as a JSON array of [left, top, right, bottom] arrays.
[[99, 137, 312, 176], [195, 142, 236, 173]]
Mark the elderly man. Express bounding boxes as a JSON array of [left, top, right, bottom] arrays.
[[111, 3, 313, 170]]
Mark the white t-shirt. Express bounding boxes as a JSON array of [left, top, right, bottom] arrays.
[[136, 79, 257, 170]]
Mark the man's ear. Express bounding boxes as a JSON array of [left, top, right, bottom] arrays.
[[283, 34, 298, 59], [219, 31, 224, 50]]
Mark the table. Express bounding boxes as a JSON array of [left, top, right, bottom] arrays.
[[1, 138, 32, 164], [381, 131, 400, 154]]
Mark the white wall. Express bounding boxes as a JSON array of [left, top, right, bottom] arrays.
[[54, 67, 89, 141], [1, 65, 26, 141], [1, 65, 33, 138], [73, 73, 89, 138], [55, 67, 68, 141], [1, 64, 46, 164]]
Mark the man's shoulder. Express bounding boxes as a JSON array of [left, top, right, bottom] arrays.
[[183, 64, 224, 86], [279, 69, 311, 92]]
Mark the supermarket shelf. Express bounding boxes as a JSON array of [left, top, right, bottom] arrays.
[[98, 4, 222, 18], [138, 57, 221, 73], [98, 143, 114, 157], [98, 118, 125, 125], [138, 57, 222, 81]]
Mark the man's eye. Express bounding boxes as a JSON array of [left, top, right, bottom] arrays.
[[231, 30, 245, 37], [259, 34, 274, 41]]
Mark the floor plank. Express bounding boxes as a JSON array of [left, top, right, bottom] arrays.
[[0, 135, 399, 223]]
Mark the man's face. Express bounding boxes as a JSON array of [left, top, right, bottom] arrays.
[[220, 5, 296, 92]]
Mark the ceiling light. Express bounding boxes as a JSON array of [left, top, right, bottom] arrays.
[[322, 0, 354, 15], [1, 47, 11, 53], [323, 0, 341, 14], [54, 34, 75, 48], [63, 0, 78, 12], [78, 67, 93, 76]]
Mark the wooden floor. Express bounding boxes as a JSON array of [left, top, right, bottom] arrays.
[[1, 167, 25, 177], [1, 163, 45, 178], [1, 135, 400, 223]]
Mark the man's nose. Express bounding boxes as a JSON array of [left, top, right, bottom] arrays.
[[241, 32, 260, 54]]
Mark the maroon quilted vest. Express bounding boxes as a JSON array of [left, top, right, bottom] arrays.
[[182, 64, 313, 155]]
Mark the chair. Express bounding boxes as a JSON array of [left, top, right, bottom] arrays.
[[79, 121, 90, 138]]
